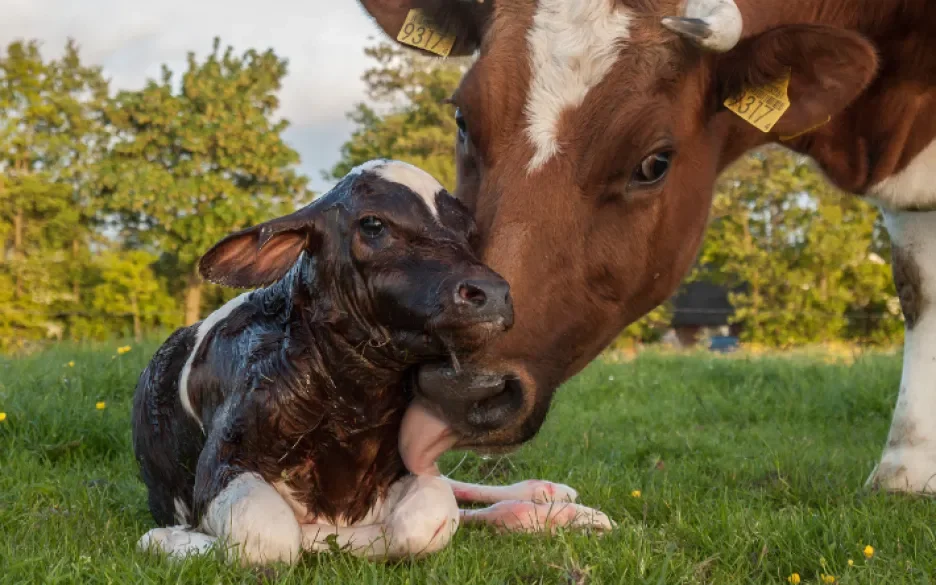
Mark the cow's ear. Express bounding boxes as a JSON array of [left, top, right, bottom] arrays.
[[358, 0, 491, 57], [198, 206, 323, 289], [714, 25, 878, 137]]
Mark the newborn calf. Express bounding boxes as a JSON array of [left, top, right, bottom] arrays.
[[132, 160, 610, 565]]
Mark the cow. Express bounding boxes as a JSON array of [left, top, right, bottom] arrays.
[[132, 159, 611, 565], [357, 0, 936, 494]]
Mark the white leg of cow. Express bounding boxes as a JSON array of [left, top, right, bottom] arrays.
[[301, 475, 459, 560], [442, 477, 578, 504], [869, 210, 936, 493], [138, 525, 218, 558], [200, 473, 302, 565], [460, 500, 614, 534]]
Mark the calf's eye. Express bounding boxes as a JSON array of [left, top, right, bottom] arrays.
[[359, 216, 385, 238], [455, 107, 468, 142], [632, 151, 671, 186]]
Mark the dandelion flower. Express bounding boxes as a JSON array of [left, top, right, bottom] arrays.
[[787, 574, 801, 584], [848, 559, 854, 567], [96, 402, 106, 410], [68, 361, 75, 367], [863, 545, 874, 559], [0, 412, 6, 422], [821, 574, 836, 584], [117, 346, 132, 355], [631, 490, 641, 498]]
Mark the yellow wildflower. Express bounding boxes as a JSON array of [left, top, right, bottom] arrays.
[[68, 361, 75, 367], [847, 559, 854, 567], [821, 574, 836, 584], [117, 346, 132, 355], [863, 545, 874, 559], [787, 574, 801, 584], [96, 402, 106, 410], [631, 490, 641, 498], [0, 412, 7, 422]]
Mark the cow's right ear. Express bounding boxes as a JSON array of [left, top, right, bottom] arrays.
[[198, 206, 323, 289], [358, 0, 492, 57]]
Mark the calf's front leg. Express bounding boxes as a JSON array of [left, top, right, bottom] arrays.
[[869, 210, 936, 493]]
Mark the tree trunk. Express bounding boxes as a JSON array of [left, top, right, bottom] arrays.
[[184, 272, 202, 326], [72, 238, 81, 301], [131, 294, 142, 342], [13, 207, 23, 298]]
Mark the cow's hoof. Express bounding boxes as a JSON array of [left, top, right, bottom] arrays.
[[866, 451, 936, 495], [138, 525, 217, 558]]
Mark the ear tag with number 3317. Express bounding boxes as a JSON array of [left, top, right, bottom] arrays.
[[723, 68, 792, 133], [397, 9, 456, 57]]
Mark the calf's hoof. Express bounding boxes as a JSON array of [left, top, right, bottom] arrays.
[[138, 525, 217, 558]]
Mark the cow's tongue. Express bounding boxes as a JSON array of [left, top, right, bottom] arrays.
[[399, 400, 459, 476]]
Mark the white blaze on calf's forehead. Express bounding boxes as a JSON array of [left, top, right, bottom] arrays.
[[524, 0, 633, 173], [349, 159, 443, 218]]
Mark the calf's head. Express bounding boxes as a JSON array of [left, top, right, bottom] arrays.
[[359, 0, 879, 451], [198, 159, 513, 360]]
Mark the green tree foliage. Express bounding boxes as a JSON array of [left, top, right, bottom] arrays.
[[329, 43, 469, 190], [96, 38, 309, 325], [0, 40, 109, 352], [699, 146, 902, 347]]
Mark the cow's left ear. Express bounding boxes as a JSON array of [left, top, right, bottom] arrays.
[[358, 0, 492, 57], [714, 25, 878, 137], [198, 206, 324, 289]]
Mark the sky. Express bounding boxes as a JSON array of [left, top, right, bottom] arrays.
[[2, 0, 387, 194]]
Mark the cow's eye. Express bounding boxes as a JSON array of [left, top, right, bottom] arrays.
[[455, 108, 468, 142], [359, 216, 385, 238], [632, 151, 671, 186]]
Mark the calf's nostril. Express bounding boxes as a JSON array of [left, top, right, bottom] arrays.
[[457, 282, 488, 307]]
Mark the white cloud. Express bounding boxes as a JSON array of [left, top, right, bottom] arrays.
[[1, 0, 388, 192]]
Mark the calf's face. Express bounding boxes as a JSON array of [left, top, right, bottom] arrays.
[[198, 159, 513, 358]]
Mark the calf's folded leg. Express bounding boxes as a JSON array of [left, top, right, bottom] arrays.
[[441, 476, 579, 504], [302, 475, 459, 560], [460, 500, 614, 534]]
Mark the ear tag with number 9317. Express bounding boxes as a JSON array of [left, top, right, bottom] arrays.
[[723, 68, 792, 133], [397, 9, 456, 57]]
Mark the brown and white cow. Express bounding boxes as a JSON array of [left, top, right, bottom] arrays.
[[360, 0, 936, 494]]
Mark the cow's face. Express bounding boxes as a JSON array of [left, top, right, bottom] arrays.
[[359, 0, 878, 450]]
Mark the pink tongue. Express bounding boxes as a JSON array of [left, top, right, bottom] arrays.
[[399, 400, 459, 476]]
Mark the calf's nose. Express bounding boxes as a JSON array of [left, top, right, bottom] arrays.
[[454, 278, 514, 329]]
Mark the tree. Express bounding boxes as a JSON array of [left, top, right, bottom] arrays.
[[329, 43, 469, 190], [96, 38, 309, 325], [0, 39, 109, 349], [697, 146, 902, 347]]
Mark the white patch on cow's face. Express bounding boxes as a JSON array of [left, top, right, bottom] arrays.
[[373, 160, 443, 217], [178, 291, 252, 432], [524, 0, 632, 172], [868, 138, 936, 210], [868, 210, 936, 493], [201, 472, 302, 564], [348, 159, 443, 218]]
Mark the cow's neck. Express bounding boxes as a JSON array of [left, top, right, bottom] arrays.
[[736, 0, 936, 198]]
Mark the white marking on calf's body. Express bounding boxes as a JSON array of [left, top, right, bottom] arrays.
[[869, 210, 936, 492], [178, 291, 252, 431], [868, 139, 936, 211], [524, 0, 632, 172]]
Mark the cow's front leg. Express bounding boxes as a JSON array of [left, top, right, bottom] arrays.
[[301, 475, 459, 560], [869, 209, 936, 493]]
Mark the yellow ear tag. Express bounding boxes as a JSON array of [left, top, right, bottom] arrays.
[[397, 9, 456, 57], [723, 68, 792, 133]]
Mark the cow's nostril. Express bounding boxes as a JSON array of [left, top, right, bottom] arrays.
[[457, 282, 488, 307]]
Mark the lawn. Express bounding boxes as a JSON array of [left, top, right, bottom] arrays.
[[1, 343, 934, 584]]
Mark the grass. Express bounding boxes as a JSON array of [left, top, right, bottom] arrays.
[[1, 343, 934, 584]]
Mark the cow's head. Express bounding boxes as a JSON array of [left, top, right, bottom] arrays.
[[359, 0, 879, 452]]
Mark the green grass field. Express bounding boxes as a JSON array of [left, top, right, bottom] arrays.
[[1, 344, 934, 584]]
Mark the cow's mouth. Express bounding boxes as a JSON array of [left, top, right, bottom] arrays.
[[398, 362, 526, 474]]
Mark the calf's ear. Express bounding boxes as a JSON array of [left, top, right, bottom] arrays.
[[198, 207, 322, 288], [714, 25, 878, 137], [358, 0, 491, 57]]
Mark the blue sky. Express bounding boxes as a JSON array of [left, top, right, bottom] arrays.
[[3, 0, 387, 193]]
